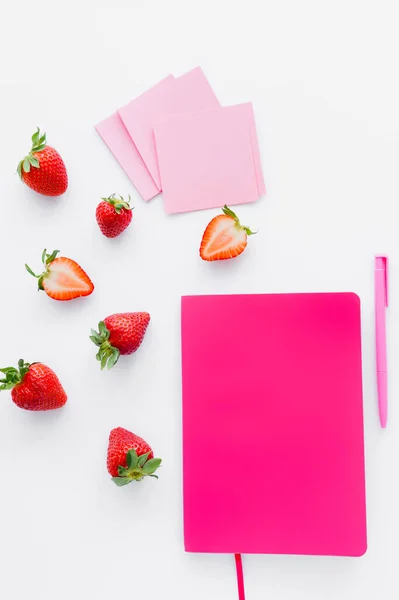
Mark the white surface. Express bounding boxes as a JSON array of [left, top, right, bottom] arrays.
[[0, 1, 398, 598]]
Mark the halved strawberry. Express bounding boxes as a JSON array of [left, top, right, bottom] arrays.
[[25, 249, 94, 301], [200, 205, 256, 261]]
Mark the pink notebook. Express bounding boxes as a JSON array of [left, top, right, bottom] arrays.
[[182, 293, 367, 557]]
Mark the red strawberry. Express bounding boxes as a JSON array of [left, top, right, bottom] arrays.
[[25, 249, 94, 301], [90, 312, 150, 370], [96, 194, 133, 238], [107, 427, 161, 486], [200, 205, 256, 261], [17, 128, 68, 196], [0, 359, 67, 411]]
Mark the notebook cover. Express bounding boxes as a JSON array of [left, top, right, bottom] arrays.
[[182, 293, 367, 556]]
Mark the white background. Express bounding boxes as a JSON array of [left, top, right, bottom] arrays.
[[0, 1, 398, 598]]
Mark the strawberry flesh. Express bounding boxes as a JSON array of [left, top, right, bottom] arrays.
[[200, 205, 255, 261], [43, 257, 94, 301], [26, 250, 94, 302]]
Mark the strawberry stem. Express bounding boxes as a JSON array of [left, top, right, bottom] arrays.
[[112, 448, 162, 486], [17, 128, 47, 179], [222, 205, 257, 236], [102, 193, 133, 215], [42, 249, 60, 266], [0, 359, 31, 391], [25, 249, 60, 291], [90, 321, 120, 370]]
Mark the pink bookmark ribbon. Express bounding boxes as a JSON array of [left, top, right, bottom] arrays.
[[234, 554, 246, 600]]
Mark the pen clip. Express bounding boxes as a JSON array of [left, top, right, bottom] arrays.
[[375, 255, 389, 307]]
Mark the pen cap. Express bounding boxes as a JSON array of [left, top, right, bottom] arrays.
[[375, 255, 388, 307]]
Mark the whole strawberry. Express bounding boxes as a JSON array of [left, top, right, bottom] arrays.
[[96, 194, 133, 238], [0, 359, 67, 411], [107, 427, 161, 486], [26, 248, 94, 301], [90, 312, 150, 370], [17, 128, 68, 196]]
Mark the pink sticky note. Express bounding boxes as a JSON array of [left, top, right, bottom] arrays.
[[95, 112, 159, 201], [214, 102, 265, 197], [118, 67, 220, 190], [182, 293, 367, 556], [247, 105, 266, 196], [154, 104, 262, 214]]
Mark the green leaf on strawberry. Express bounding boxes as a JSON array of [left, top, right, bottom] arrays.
[[142, 458, 162, 475], [90, 320, 120, 370], [0, 359, 31, 391], [112, 477, 132, 487], [117, 466, 129, 476], [100, 353, 108, 371], [137, 452, 150, 467], [101, 193, 133, 215], [107, 349, 119, 370], [25, 248, 60, 292], [18, 127, 48, 178], [29, 156, 40, 168], [126, 449, 139, 469], [111, 449, 162, 486]]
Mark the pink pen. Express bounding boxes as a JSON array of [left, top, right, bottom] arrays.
[[375, 255, 389, 428]]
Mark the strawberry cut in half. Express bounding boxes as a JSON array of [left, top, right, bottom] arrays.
[[200, 205, 256, 261], [0, 359, 67, 411], [25, 249, 94, 301], [17, 128, 68, 197], [107, 427, 162, 486]]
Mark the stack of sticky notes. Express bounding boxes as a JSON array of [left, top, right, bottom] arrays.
[[96, 67, 265, 214]]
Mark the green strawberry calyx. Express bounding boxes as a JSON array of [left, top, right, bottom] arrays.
[[222, 205, 257, 236], [17, 128, 47, 179], [102, 193, 133, 215], [25, 249, 60, 292], [90, 321, 120, 371], [0, 359, 31, 391], [112, 448, 162, 486]]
